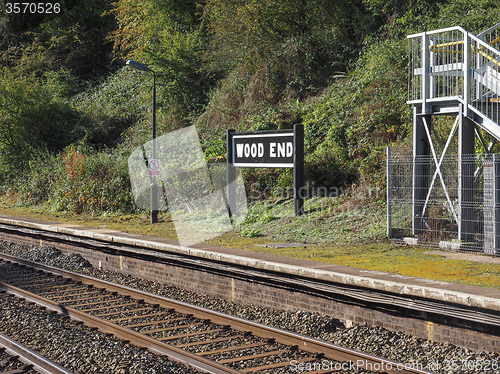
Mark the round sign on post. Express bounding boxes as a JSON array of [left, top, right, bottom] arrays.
[[148, 159, 160, 176]]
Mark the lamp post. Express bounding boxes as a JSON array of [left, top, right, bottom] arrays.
[[126, 59, 158, 224]]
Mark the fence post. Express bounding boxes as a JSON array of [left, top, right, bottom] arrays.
[[484, 154, 500, 255], [495, 153, 500, 255], [387, 146, 392, 238], [422, 32, 430, 113]]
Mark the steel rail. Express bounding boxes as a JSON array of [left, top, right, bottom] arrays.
[[0, 253, 434, 374], [0, 281, 241, 374], [0, 257, 241, 374], [0, 332, 74, 374], [0, 221, 498, 332], [1, 221, 498, 325]]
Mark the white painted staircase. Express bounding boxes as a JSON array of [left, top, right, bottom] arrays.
[[408, 23, 500, 138]]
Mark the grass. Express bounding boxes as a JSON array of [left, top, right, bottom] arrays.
[[0, 196, 179, 240], [211, 230, 500, 290], [0, 192, 499, 289]]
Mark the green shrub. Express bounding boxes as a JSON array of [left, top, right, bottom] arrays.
[[72, 67, 147, 148], [18, 152, 61, 205], [17, 145, 135, 214], [51, 146, 134, 214], [0, 71, 81, 179], [301, 39, 411, 187]]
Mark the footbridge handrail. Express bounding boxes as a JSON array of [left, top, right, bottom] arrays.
[[478, 22, 500, 47], [408, 24, 500, 139]]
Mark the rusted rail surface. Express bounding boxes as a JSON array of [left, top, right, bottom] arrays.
[[0, 332, 74, 374], [0, 252, 434, 374]]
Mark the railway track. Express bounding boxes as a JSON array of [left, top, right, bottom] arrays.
[[0, 331, 73, 374], [0, 252, 433, 374]]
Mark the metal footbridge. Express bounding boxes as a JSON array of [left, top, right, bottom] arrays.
[[403, 23, 500, 252], [408, 23, 500, 137]]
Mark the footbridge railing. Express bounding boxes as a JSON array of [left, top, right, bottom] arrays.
[[478, 22, 500, 49], [408, 25, 500, 138]]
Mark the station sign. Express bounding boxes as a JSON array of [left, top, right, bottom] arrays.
[[231, 132, 294, 167], [227, 125, 304, 216]]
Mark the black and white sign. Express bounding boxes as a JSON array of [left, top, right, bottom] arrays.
[[227, 126, 304, 216], [232, 132, 294, 167]]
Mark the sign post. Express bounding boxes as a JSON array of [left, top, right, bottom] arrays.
[[227, 129, 237, 218], [294, 124, 304, 217], [227, 124, 304, 216]]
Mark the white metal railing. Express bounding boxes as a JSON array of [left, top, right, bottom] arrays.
[[408, 26, 500, 138], [471, 31, 500, 137], [408, 27, 466, 104], [478, 22, 500, 48]]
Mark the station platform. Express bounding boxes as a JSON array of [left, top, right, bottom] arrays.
[[0, 214, 498, 312]]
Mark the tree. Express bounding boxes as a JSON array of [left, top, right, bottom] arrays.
[[204, 0, 378, 72], [110, 0, 212, 121], [0, 0, 118, 81], [0, 71, 81, 176]]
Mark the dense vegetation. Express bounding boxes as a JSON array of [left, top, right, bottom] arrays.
[[0, 0, 499, 214]]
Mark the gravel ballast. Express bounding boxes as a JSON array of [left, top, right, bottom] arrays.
[[0, 241, 498, 374], [0, 293, 199, 373]]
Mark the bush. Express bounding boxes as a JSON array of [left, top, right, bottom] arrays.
[[72, 67, 147, 148], [110, 0, 215, 122], [0, 70, 81, 179], [17, 146, 135, 214], [51, 147, 134, 214], [302, 39, 411, 187], [18, 152, 61, 205]]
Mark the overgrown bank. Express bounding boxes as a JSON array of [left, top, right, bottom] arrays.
[[1, 1, 500, 218]]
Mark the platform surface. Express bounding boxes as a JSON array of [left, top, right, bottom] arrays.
[[0, 214, 499, 311]]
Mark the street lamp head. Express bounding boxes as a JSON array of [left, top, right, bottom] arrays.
[[126, 59, 152, 72]]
